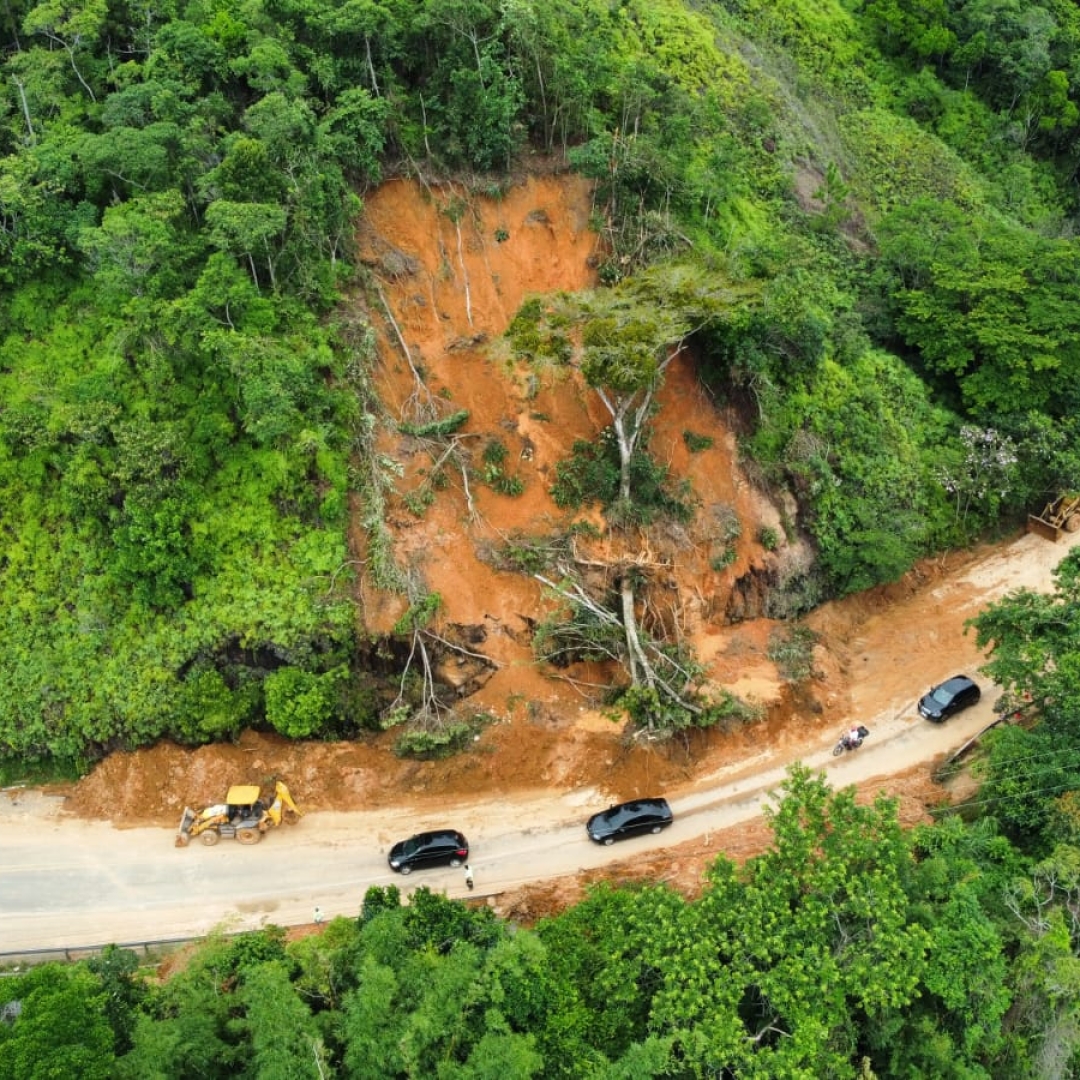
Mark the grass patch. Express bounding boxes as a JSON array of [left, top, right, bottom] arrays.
[[683, 430, 714, 453], [767, 625, 818, 682], [0, 755, 89, 787]]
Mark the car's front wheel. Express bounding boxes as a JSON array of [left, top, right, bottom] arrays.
[[603, 836, 615, 846], [398, 864, 412, 875], [650, 825, 662, 834]]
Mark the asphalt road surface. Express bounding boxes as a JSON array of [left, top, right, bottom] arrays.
[[5, 525, 1078, 959], [0, 697, 999, 958]]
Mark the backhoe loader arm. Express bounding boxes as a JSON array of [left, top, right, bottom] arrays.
[[265, 781, 302, 826]]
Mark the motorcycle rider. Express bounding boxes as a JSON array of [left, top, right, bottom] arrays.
[[846, 726, 861, 749]]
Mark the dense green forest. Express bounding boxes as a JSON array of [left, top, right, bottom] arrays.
[[3, 0, 1080, 763]]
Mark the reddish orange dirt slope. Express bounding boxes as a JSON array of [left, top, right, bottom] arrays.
[[65, 171, 799, 829]]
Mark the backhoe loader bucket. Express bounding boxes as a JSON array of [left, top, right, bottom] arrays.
[[1028, 494, 1080, 541], [176, 807, 196, 847]]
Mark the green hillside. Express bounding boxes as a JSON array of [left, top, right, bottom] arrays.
[[5, 2, 1080, 1074]]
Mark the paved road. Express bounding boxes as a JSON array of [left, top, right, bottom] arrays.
[[0, 698, 997, 957], [9, 524, 1079, 958]]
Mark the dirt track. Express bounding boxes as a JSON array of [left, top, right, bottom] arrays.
[[3, 526, 1077, 956]]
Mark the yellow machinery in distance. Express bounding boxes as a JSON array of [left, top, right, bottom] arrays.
[[175, 780, 302, 847], [1028, 493, 1080, 542]]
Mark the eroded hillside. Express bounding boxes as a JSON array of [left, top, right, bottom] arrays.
[[355, 171, 798, 729]]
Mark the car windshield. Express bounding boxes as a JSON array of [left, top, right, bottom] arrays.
[[401, 837, 423, 856], [931, 686, 955, 704]]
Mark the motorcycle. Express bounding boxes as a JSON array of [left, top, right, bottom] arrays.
[[832, 725, 870, 756]]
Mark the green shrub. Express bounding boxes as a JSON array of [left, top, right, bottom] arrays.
[[767, 626, 818, 682], [399, 410, 470, 438], [506, 299, 573, 364], [616, 682, 759, 737], [552, 432, 693, 525], [393, 712, 493, 759], [403, 488, 435, 517], [710, 505, 742, 570], [394, 724, 472, 759], [492, 474, 525, 497], [495, 532, 572, 574], [551, 438, 620, 509], [683, 430, 714, 453], [480, 439, 525, 497], [711, 547, 738, 571], [264, 666, 346, 739]]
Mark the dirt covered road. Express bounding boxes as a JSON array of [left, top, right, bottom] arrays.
[[3, 526, 1078, 956]]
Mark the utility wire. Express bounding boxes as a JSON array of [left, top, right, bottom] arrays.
[[951, 739, 1080, 786], [931, 777, 1080, 815]]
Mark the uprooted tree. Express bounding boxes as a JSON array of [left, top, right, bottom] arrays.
[[516, 267, 758, 737], [532, 559, 754, 737]]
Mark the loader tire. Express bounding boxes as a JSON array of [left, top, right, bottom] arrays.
[[200, 829, 220, 846], [1066, 513, 1080, 533], [236, 828, 261, 845]]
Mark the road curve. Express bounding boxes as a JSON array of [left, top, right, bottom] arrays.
[[5, 526, 1079, 956], [0, 697, 998, 956]]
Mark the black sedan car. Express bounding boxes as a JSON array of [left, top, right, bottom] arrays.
[[918, 675, 981, 722], [388, 829, 469, 874], [587, 797, 673, 846]]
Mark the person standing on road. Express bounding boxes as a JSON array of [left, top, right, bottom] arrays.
[[464, 864, 474, 891], [313, 906, 324, 924]]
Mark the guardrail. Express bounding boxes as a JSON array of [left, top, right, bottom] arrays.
[[0, 889, 500, 971], [0, 936, 197, 971]]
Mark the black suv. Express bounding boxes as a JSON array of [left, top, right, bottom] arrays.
[[587, 797, 673, 846], [918, 675, 981, 722], [388, 829, 469, 874]]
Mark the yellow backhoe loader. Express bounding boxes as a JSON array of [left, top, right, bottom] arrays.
[[1028, 493, 1080, 542], [175, 780, 301, 847]]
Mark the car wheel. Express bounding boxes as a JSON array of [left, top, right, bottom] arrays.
[[449, 858, 462, 868], [399, 864, 412, 875], [650, 825, 662, 834], [603, 836, 615, 846]]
